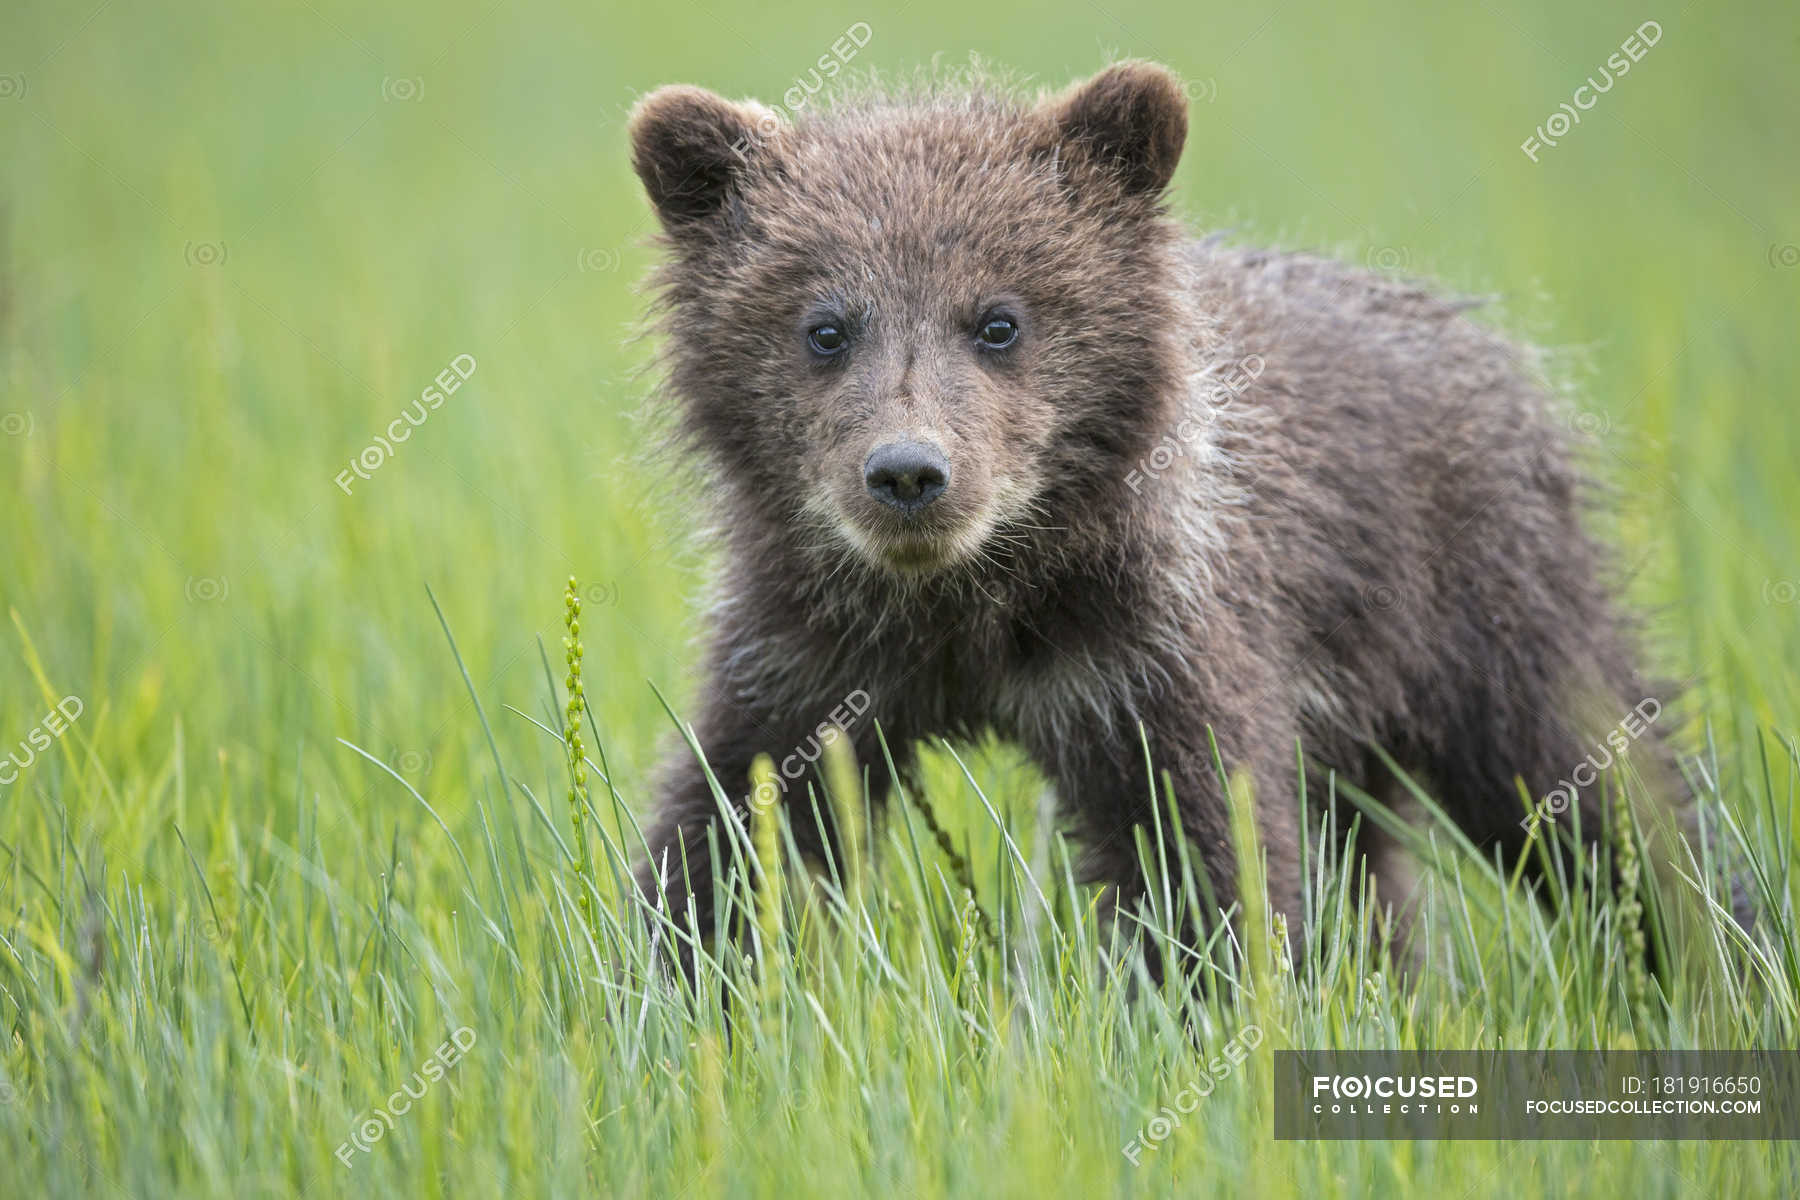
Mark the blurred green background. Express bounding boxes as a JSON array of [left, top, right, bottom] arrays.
[[3, 1, 1798, 1195]]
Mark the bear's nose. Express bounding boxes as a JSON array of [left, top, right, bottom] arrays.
[[864, 441, 950, 512]]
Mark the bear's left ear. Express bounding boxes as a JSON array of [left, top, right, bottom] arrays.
[[629, 86, 776, 231], [1040, 61, 1188, 198]]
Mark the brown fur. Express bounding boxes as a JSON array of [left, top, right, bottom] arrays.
[[624, 62, 1669, 978]]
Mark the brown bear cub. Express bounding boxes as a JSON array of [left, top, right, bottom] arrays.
[[625, 61, 1667, 977]]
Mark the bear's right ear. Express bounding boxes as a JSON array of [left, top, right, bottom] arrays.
[[628, 86, 773, 230]]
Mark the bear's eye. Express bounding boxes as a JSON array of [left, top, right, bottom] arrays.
[[807, 324, 848, 356], [976, 315, 1018, 349]]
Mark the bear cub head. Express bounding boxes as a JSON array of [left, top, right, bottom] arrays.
[[630, 63, 1193, 581]]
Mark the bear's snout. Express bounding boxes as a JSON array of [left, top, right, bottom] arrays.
[[863, 441, 950, 513]]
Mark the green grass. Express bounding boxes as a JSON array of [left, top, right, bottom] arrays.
[[3, 0, 1798, 1195]]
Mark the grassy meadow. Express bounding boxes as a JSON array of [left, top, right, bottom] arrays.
[[3, 0, 1798, 1195]]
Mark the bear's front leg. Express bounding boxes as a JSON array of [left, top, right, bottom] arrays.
[[633, 667, 898, 984], [1035, 681, 1306, 983]]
